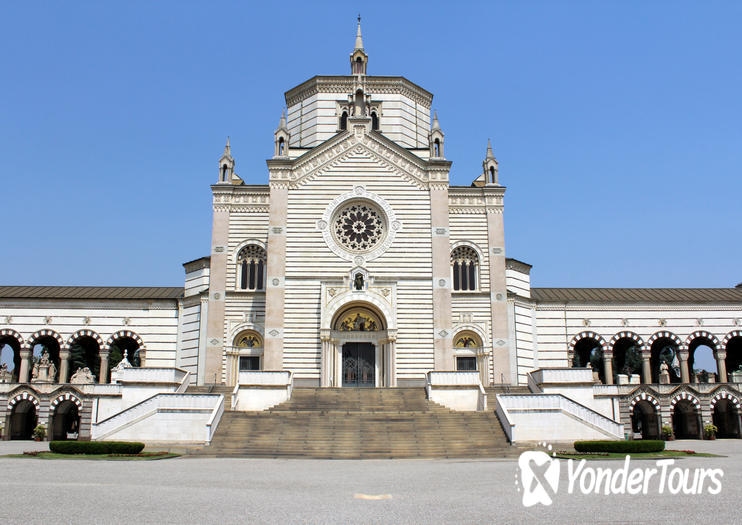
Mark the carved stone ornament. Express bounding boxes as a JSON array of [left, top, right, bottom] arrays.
[[70, 367, 95, 385]]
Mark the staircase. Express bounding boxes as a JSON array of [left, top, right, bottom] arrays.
[[484, 385, 530, 410], [190, 387, 514, 458], [186, 385, 235, 406]]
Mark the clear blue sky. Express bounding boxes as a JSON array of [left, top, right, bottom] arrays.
[[1, 1, 740, 288]]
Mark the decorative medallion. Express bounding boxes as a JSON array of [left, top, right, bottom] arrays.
[[316, 219, 327, 230], [272, 278, 280, 286], [269, 329, 280, 337]]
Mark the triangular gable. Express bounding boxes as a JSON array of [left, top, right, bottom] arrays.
[[289, 127, 432, 190]]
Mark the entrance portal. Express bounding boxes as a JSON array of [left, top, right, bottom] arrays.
[[342, 343, 375, 387]]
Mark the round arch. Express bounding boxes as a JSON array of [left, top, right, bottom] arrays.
[[7, 392, 39, 440], [684, 330, 720, 351], [49, 393, 83, 441], [670, 391, 702, 439], [710, 391, 742, 439], [609, 331, 644, 350], [723, 330, 742, 377], [323, 295, 394, 331], [67, 329, 104, 350], [106, 330, 146, 366], [0, 328, 24, 347], [27, 329, 65, 352], [610, 332, 644, 382], [0, 329, 24, 382], [646, 331, 684, 384], [722, 330, 742, 349], [629, 391, 661, 415], [645, 331, 685, 352], [568, 332, 609, 358], [333, 305, 385, 332]]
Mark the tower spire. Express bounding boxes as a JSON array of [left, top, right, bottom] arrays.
[[486, 138, 495, 160], [350, 16, 368, 75], [355, 14, 364, 50], [224, 136, 231, 156], [432, 111, 440, 131]]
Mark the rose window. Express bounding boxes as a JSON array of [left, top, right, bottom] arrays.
[[333, 201, 386, 252]]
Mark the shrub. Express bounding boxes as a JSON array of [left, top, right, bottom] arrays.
[[33, 424, 46, 440], [661, 425, 674, 440], [573, 440, 665, 453], [49, 441, 145, 455]]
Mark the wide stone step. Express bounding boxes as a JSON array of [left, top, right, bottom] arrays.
[[193, 387, 510, 458]]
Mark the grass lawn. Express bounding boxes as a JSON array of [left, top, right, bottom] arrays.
[[1, 452, 180, 460], [555, 450, 720, 460]]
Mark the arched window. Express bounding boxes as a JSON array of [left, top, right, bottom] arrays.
[[354, 57, 363, 74], [454, 332, 483, 372], [434, 139, 441, 157], [354, 89, 365, 116], [451, 246, 479, 291], [278, 137, 285, 156], [371, 112, 379, 130], [340, 111, 348, 131], [489, 166, 495, 183], [221, 164, 228, 182], [237, 245, 267, 291]]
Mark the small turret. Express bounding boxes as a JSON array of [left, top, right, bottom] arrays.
[[428, 111, 445, 159], [483, 139, 499, 185], [274, 110, 290, 157], [218, 137, 234, 183]]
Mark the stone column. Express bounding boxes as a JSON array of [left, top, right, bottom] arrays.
[[99, 350, 110, 384], [679, 351, 690, 383], [19, 348, 32, 383], [485, 186, 511, 384], [429, 177, 453, 371], [331, 339, 340, 387], [58, 349, 71, 383], [263, 175, 289, 370], [641, 351, 652, 384], [716, 351, 728, 383], [603, 352, 614, 385]]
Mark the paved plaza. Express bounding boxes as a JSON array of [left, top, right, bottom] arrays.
[[0, 440, 739, 524]]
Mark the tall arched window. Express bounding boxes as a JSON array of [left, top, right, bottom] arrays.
[[237, 245, 267, 291], [434, 139, 441, 157], [489, 166, 496, 183], [278, 137, 285, 156], [451, 246, 479, 291], [371, 111, 379, 130], [340, 111, 348, 131]]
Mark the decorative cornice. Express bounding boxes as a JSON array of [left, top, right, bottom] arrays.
[[284, 76, 433, 108]]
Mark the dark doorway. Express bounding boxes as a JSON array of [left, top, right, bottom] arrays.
[[342, 343, 375, 387], [9, 400, 37, 440], [713, 399, 741, 438], [631, 400, 660, 439], [456, 356, 477, 371], [51, 401, 80, 441], [672, 400, 701, 439]]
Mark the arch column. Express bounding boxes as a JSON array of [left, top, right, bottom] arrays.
[[716, 351, 728, 383], [603, 351, 614, 385], [58, 349, 71, 383], [641, 350, 652, 384], [19, 348, 32, 383], [382, 337, 397, 387], [320, 332, 332, 387], [331, 339, 340, 387], [679, 350, 690, 383], [98, 349, 110, 384]]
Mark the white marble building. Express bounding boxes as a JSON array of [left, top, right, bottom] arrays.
[[1, 22, 741, 443]]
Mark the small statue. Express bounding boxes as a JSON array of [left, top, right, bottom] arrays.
[[354, 273, 364, 290], [70, 367, 95, 384], [31, 361, 40, 381]]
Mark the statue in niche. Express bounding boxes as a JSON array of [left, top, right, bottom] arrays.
[[354, 273, 364, 290], [0, 363, 11, 383]]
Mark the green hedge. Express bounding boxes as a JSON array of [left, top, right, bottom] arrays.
[[49, 441, 145, 455], [573, 440, 665, 453]]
